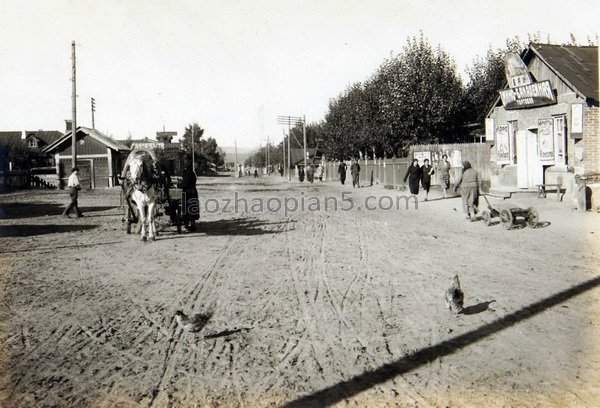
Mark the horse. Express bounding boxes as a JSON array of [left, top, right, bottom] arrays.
[[122, 150, 159, 241]]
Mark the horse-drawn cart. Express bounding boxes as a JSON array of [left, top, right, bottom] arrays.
[[119, 149, 184, 239], [121, 182, 184, 235]]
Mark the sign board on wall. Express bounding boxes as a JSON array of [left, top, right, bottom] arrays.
[[413, 151, 431, 165], [496, 124, 510, 164], [504, 53, 533, 88], [537, 118, 554, 161], [571, 103, 583, 137], [451, 150, 462, 168], [499, 80, 557, 110], [485, 118, 495, 141]]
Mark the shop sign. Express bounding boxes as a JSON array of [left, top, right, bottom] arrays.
[[537, 118, 554, 161], [504, 53, 532, 88], [499, 80, 556, 109], [496, 124, 510, 164]]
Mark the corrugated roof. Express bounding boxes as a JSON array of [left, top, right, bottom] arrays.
[[530, 43, 598, 101]]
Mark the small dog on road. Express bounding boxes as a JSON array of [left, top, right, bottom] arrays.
[[445, 275, 464, 313]]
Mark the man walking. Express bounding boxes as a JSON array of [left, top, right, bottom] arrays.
[[338, 160, 347, 185], [350, 159, 361, 188], [63, 167, 83, 217]]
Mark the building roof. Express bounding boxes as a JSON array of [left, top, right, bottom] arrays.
[[529, 43, 598, 101], [487, 43, 599, 118], [42, 127, 130, 153], [0, 130, 64, 147]]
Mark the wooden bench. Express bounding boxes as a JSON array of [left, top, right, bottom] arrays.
[[536, 184, 561, 201]]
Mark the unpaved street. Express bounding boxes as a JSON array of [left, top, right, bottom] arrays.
[[1, 176, 600, 407]]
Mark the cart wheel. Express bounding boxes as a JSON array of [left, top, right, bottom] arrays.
[[175, 207, 182, 234], [482, 210, 492, 226], [527, 207, 539, 228], [500, 209, 513, 230]]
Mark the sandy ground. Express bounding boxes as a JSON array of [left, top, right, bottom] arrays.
[[0, 175, 599, 408]]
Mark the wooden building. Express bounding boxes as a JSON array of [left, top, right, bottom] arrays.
[[486, 43, 598, 205], [43, 126, 130, 189]]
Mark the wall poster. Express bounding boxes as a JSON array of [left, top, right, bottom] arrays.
[[496, 124, 510, 164], [571, 103, 583, 137], [537, 118, 554, 162]]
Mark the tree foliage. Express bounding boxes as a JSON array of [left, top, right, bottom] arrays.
[[320, 33, 466, 159], [463, 36, 525, 124]]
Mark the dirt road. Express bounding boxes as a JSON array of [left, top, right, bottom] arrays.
[[1, 176, 599, 407]]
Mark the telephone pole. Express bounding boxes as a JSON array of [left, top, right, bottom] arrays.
[[91, 98, 96, 130], [191, 125, 196, 175], [277, 115, 304, 181], [71, 41, 77, 167]]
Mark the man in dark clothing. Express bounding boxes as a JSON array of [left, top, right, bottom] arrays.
[[338, 160, 347, 185], [350, 159, 361, 188]]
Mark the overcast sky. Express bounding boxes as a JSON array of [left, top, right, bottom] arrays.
[[0, 0, 598, 149]]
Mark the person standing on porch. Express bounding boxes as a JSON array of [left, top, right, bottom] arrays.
[[62, 167, 83, 217]]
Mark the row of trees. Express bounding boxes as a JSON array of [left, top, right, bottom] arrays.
[[247, 33, 569, 166]]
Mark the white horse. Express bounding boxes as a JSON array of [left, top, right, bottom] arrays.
[[123, 150, 158, 241]]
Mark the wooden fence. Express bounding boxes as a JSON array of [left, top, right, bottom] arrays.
[[322, 158, 410, 188], [314, 143, 490, 190]]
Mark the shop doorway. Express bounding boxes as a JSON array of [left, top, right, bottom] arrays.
[[516, 129, 543, 189]]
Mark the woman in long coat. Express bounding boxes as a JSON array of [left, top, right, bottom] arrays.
[[180, 158, 199, 231], [403, 159, 421, 195]]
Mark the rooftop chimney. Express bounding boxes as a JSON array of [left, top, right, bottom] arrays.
[[65, 120, 73, 132]]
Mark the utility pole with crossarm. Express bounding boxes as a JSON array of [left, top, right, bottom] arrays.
[[276, 115, 305, 181]]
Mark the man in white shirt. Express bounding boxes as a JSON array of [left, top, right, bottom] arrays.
[[62, 167, 83, 217]]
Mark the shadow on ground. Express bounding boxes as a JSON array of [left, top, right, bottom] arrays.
[[0, 224, 99, 237], [460, 300, 496, 315], [0, 202, 116, 219], [282, 275, 600, 407], [159, 218, 291, 238]]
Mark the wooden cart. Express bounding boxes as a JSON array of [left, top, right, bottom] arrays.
[[480, 195, 539, 230]]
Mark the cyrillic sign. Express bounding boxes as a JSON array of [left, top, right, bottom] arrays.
[[499, 80, 556, 109]]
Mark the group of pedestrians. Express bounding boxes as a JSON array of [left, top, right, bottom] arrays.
[[297, 163, 324, 183], [403, 156, 445, 201], [337, 159, 361, 188]]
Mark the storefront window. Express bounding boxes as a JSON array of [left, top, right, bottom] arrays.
[[553, 115, 566, 165]]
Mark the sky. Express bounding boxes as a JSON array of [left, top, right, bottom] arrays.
[[0, 0, 598, 150]]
